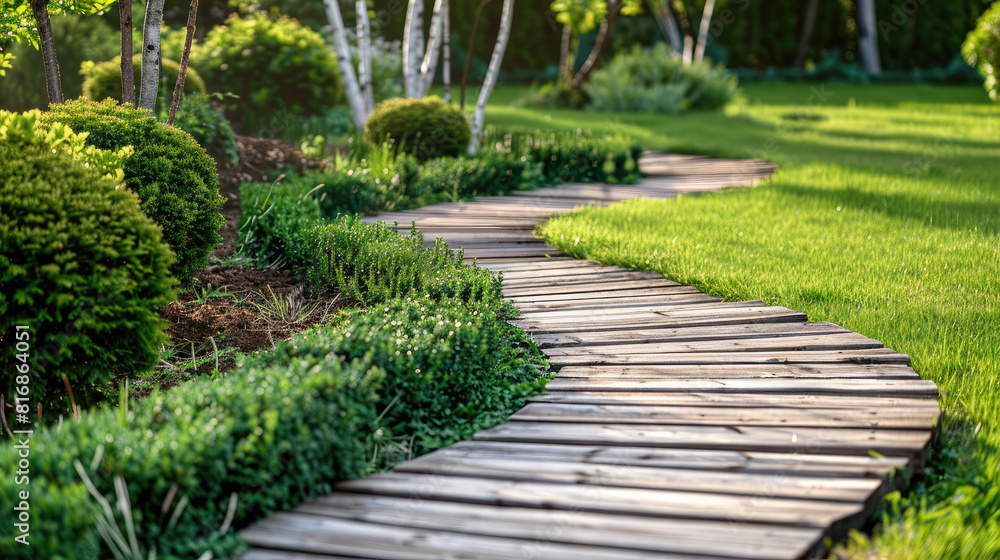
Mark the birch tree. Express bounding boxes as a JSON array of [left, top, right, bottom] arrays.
[[138, 0, 166, 111], [356, 0, 374, 111], [322, 0, 370, 130], [402, 0, 423, 97], [167, 0, 199, 125], [119, 0, 135, 106], [647, 0, 681, 55], [856, 0, 882, 74], [692, 0, 715, 65], [468, 0, 514, 155], [441, 0, 451, 102], [418, 0, 445, 96]]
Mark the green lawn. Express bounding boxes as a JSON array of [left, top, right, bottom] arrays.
[[483, 83, 1000, 559]]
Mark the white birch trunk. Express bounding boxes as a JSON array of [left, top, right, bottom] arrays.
[[356, 0, 374, 112], [402, 0, 423, 97], [693, 0, 716, 65], [856, 0, 882, 74], [442, 0, 451, 102], [649, 0, 682, 55], [682, 34, 693, 67], [468, 0, 514, 156], [324, 0, 369, 130], [138, 0, 166, 112], [419, 0, 445, 97]]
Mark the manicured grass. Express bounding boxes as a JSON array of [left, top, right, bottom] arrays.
[[485, 83, 1000, 559]]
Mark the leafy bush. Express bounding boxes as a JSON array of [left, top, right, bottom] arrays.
[[42, 99, 225, 283], [586, 44, 738, 113], [194, 13, 342, 131], [0, 111, 175, 414], [81, 54, 206, 108], [963, 2, 1000, 102], [0, 345, 382, 559], [172, 92, 240, 166], [364, 96, 471, 160]]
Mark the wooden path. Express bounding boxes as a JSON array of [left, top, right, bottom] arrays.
[[241, 153, 940, 560]]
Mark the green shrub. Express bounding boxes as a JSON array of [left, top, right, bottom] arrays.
[[0, 111, 175, 414], [364, 96, 471, 160], [963, 2, 1000, 102], [585, 44, 738, 113], [172, 92, 240, 166], [42, 99, 225, 283], [81, 54, 206, 109], [481, 128, 642, 185], [194, 13, 342, 131], [0, 345, 382, 559]]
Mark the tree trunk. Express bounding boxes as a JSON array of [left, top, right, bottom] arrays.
[[357, 0, 374, 112], [678, 1, 697, 66], [794, 0, 820, 68], [693, 0, 716, 65], [139, 0, 166, 112], [648, 0, 682, 55], [167, 0, 199, 126], [420, 0, 445, 97], [402, 0, 423, 97], [572, 0, 620, 87], [323, 0, 369, 130], [468, 0, 514, 156], [856, 0, 882, 74], [442, 0, 451, 102], [119, 0, 136, 106], [559, 24, 572, 81], [29, 0, 63, 105], [460, 0, 493, 109]]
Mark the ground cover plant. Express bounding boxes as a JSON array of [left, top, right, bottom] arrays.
[[483, 83, 1000, 559]]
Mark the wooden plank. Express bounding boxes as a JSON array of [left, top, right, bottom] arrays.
[[475, 422, 933, 460], [502, 267, 666, 282], [543, 377, 936, 396], [510, 403, 940, 429], [532, 322, 852, 347], [298, 493, 822, 560], [335, 473, 866, 529], [517, 300, 770, 320], [395, 453, 883, 502], [552, 363, 921, 380], [429, 440, 909, 478], [243, 513, 716, 560], [530, 391, 940, 410], [545, 348, 913, 367], [517, 294, 726, 312], [540, 333, 886, 355], [508, 286, 710, 302], [513, 307, 809, 333], [240, 550, 368, 560], [503, 279, 685, 296]]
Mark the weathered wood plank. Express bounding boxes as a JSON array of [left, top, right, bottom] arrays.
[[545, 348, 913, 367], [543, 377, 936, 396], [530, 391, 939, 410], [532, 322, 853, 348], [553, 363, 921, 380], [298, 493, 822, 560]]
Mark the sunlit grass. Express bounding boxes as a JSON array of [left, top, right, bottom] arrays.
[[485, 83, 1000, 558]]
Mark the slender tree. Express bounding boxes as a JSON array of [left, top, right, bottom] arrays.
[[572, 0, 621, 87], [647, 0, 681, 55], [856, 0, 882, 73], [418, 0, 445, 96], [794, 0, 820, 68], [357, 0, 374, 112], [27, 0, 63, 104], [678, 0, 697, 66], [167, 0, 199, 125], [468, 0, 514, 155], [323, 0, 369, 130], [558, 24, 572, 81], [441, 0, 451, 102], [138, 0, 165, 111], [693, 0, 715, 65], [119, 0, 136, 106], [461, 0, 494, 109], [402, 0, 423, 97]]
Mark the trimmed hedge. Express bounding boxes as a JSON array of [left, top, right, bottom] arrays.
[[42, 99, 225, 283], [0, 111, 175, 414], [173, 92, 240, 166], [82, 54, 206, 106], [364, 96, 471, 160]]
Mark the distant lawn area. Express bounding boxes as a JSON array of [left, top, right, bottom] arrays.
[[485, 83, 999, 559]]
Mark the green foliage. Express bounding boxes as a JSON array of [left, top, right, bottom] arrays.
[[42, 99, 225, 283], [963, 2, 1000, 102], [0, 344, 382, 559], [172, 93, 240, 166], [364, 96, 471, 160], [586, 44, 738, 113], [482, 128, 642, 185], [194, 12, 342, 132], [0, 0, 115, 50], [81, 54, 206, 109], [0, 126, 175, 414], [0, 14, 119, 112]]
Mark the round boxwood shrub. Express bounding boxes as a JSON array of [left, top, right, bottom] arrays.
[[41, 99, 225, 283], [363, 96, 471, 160], [194, 13, 341, 131], [962, 2, 1000, 102], [173, 92, 240, 166], [81, 54, 206, 105], [1, 113, 175, 414]]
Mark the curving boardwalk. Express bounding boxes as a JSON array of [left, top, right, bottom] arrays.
[[241, 153, 940, 560]]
